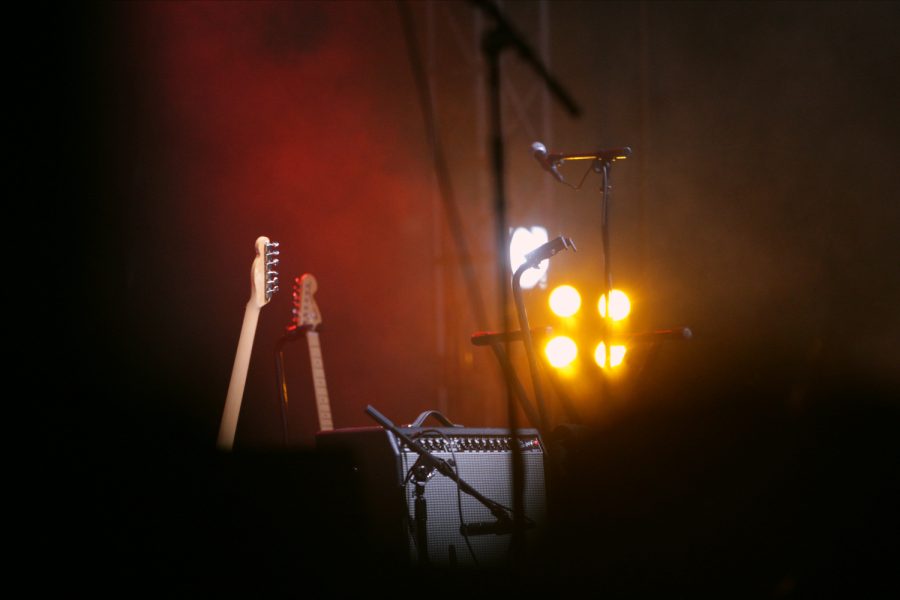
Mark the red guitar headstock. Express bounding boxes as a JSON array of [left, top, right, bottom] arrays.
[[292, 273, 322, 330]]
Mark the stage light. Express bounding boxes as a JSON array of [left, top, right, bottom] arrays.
[[549, 285, 581, 317], [598, 289, 631, 321], [545, 336, 577, 368], [509, 226, 549, 289], [594, 342, 627, 368]]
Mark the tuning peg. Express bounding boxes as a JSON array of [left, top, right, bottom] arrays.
[[267, 258, 280, 267]]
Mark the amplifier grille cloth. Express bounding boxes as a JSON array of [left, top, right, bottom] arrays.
[[399, 450, 546, 566]]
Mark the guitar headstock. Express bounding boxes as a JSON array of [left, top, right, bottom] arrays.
[[292, 273, 322, 330], [250, 236, 280, 307]]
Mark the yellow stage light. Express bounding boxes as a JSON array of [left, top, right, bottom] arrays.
[[594, 342, 627, 368], [545, 336, 578, 368], [598, 289, 631, 321], [549, 285, 581, 317]]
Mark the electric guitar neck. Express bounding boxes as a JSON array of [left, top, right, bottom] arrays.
[[293, 274, 334, 432], [217, 236, 280, 450]]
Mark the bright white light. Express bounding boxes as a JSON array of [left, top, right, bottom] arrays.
[[509, 226, 549, 289]]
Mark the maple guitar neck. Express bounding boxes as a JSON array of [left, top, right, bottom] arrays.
[[292, 273, 334, 432], [306, 330, 333, 432], [217, 236, 279, 451], [217, 302, 262, 450]]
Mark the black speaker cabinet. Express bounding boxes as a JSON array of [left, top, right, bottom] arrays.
[[316, 426, 546, 568]]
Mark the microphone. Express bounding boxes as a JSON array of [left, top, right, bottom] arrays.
[[531, 141, 564, 183], [620, 327, 693, 344], [460, 520, 513, 537], [460, 518, 535, 536]]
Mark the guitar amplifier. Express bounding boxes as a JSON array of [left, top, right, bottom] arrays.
[[316, 426, 546, 568]]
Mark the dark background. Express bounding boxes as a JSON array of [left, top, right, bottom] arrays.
[[50, 1, 898, 594]]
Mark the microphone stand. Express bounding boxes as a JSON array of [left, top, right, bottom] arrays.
[[408, 457, 435, 566], [511, 236, 576, 433], [471, 0, 580, 566], [470, 0, 582, 118], [596, 158, 614, 375]]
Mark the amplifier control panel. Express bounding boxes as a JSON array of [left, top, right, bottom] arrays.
[[404, 433, 543, 453]]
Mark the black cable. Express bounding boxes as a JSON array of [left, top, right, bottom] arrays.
[[273, 338, 291, 445], [401, 461, 422, 553], [444, 434, 480, 566], [396, 0, 490, 330], [556, 163, 595, 191]]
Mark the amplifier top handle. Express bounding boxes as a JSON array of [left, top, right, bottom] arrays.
[[408, 410, 464, 429]]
